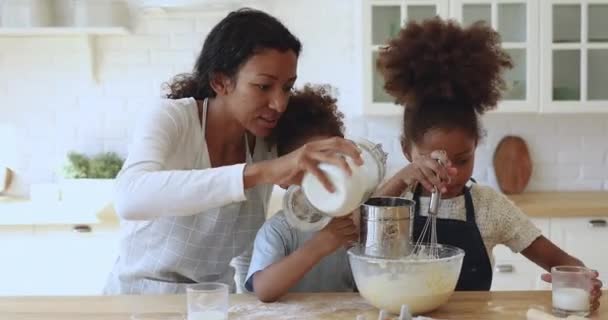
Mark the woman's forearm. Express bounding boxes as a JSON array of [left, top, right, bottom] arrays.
[[115, 162, 248, 220]]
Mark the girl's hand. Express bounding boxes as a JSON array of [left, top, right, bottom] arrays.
[[541, 271, 603, 312], [395, 150, 457, 193]]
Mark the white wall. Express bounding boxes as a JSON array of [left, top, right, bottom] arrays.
[[1, 0, 607, 196]]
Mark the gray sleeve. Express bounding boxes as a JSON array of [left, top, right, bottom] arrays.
[[244, 214, 291, 292]]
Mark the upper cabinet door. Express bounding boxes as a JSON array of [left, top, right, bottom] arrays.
[[450, 0, 540, 113], [541, 0, 608, 113], [363, 0, 449, 115], [362, 0, 607, 114]]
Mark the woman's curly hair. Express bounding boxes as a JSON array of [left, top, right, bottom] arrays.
[[377, 18, 512, 146], [273, 84, 345, 155], [163, 8, 301, 100]]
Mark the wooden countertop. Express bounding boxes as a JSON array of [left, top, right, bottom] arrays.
[[508, 192, 608, 218], [0, 291, 605, 319], [0, 191, 606, 226]]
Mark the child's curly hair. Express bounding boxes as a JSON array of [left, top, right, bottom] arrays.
[[377, 18, 512, 147], [273, 84, 345, 156]]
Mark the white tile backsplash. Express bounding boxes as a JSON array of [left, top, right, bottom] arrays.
[[194, 15, 225, 32], [582, 165, 608, 180], [101, 50, 151, 65], [124, 35, 171, 49], [557, 117, 606, 136], [0, 0, 607, 196], [135, 18, 195, 34], [96, 36, 127, 50]]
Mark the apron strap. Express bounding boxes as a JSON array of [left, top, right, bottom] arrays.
[[202, 97, 209, 132], [413, 179, 476, 221], [463, 185, 475, 223]]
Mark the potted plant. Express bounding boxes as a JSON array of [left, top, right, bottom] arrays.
[[60, 151, 124, 206]]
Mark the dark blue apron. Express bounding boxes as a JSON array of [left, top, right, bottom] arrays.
[[412, 182, 493, 291]]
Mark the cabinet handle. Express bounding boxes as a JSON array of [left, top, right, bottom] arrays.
[[72, 224, 92, 233], [495, 264, 514, 273], [589, 219, 607, 228]]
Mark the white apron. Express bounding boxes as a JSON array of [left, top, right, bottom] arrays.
[[104, 98, 272, 294]]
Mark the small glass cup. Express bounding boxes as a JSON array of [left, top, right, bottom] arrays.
[[551, 266, 593, 317], [186, 282, 229, 320]]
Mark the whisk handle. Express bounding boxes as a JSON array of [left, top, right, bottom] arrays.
[[429, 186, 441, 215]]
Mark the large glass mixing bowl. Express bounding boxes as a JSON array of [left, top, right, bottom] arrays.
[[347, 244, 465, 315]]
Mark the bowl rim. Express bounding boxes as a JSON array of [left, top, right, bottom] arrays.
[[347, 243, 465, 264]]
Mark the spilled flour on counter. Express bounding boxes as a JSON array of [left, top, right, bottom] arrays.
[[228, 295, 375, 320]]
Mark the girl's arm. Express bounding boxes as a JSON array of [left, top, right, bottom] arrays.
[[521, 236, 602, 312], [521, 236, 583, 271]]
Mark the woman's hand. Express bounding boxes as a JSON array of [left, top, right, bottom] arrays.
[[247, 137, 363, 192]]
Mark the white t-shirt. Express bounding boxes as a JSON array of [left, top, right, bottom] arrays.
[[406, 184, 542, 266], [104, 97, 276, 294]]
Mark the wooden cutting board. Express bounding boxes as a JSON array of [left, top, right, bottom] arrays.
[[493, 136, 532, 194], [0, 167, 12, 194]]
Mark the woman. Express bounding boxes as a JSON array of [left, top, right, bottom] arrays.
[[104, 8, 361, 295]]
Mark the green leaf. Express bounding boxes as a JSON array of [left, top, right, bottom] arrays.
[[88, 152, 124, 179], [62, 152, 90, 179]]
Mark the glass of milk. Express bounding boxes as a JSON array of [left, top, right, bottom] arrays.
[[551, 266, 593, 317], [186, 282, 229, 320]]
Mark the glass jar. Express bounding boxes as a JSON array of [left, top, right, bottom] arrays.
[[283, 138, 388, 231]]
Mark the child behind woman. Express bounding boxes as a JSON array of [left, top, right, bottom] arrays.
[[245, 84, 358, 302]]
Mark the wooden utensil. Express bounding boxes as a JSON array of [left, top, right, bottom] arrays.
[[493, 135, 532, 194], [1, 167, 13, 194]]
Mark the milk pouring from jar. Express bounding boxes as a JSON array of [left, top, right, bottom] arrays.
[[283, 138, 388, 231]]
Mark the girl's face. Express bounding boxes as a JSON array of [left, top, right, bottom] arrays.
[[215, 49, 298, 137], [408, 128, 477, 198]]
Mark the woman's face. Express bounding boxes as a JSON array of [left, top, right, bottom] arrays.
[[220, 49, 298, 137], [408, 128, 477, 198]]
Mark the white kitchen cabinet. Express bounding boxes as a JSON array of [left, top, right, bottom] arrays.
[[449, 0, 540, 112], [31, 224, 120, 295], [362, 0, 608, 114], [540, 0, 608, 112], [0, 0, 130, 34], [0, 223, 120, 296], [491, 218, 551, 291], [550, 217, 608, 279], [362, 0, 449, 115], [491, 259, 548, 291], [0, 225, 38, 296], [492, 216, 608, 290]]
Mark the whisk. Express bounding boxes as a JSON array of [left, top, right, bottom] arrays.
[[412, 154, 447, 259]]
